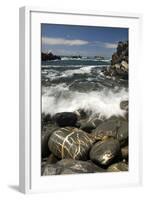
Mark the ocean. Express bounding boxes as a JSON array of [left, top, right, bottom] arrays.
[[41, 57, 128, 119]]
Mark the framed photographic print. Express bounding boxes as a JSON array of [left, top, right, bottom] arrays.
[[19, 7, 142, 193]]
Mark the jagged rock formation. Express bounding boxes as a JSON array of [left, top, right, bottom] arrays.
[[42, 52, 61, 61]]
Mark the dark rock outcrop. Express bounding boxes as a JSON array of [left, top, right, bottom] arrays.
[[102, 41, 128, 80], [42, 52, 61, 61]]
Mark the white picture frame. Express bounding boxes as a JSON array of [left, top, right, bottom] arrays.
[[19, 6, 143, 194]]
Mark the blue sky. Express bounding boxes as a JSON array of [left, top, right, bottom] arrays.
[[41, 24, 128, 58]]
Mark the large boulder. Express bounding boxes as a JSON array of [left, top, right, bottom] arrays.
[[53, 112, 78, 127], [89, 139, 120, 166], [92, 119, 120, 141], [91, 118, 128, 147], [48, 127, 94, 160]]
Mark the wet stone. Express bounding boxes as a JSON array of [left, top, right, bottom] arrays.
[[80, 120, 96, 133], [107, 162, 128, 172], [121, 146, 128, 159], [57, 159, 105, 174], [48, 127, 94, 160], [53, 112, 78, 127], [89, 139, 120, 166], [120, 100, 128, 111], [116, 121, 128, 147], [42, 164, 62, 176], [46, 154, 59, 164], [41, 124, 58, 158], [92, 119, 120, 141]]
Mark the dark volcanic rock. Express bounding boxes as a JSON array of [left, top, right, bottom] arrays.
[[107, 162, 128, 172], [57, 159, 105, 174], [90, 117, 103, 127], [42, 159, 105, 175], [116, 121, 128, 146], [80, 120, 96, 133], [92, 118, 128, 147], [120, 100, 128, 111], [47, 154, 59, 164], [42, 164, 62, 175], [41, 123, 58, 158], [75, 109, 88, 119], [121, 146, 128, 159], [92, 119, 120, 141], [89, 139, 120, 166], [103, 41, 128, 80], [42, 113, 52, 126], [42, 52, 61, 61], [54, 112, 78, 127], [41, 132, 51, 158], [48, 127, 94, 160]]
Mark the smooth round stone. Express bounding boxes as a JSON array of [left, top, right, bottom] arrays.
[[41, 124, 58, 158], [41, 133, 51, 158], [92, 119, 120, 141], [48, 127, 94, 160], [42, 164, 62, 176], [46, 154, 59, 164], [57, 159, 105, 173], [90, 139, 120, 166], [54, 112, 78, 127], [121, 146, 128, 159], [117, 121, 128, 146], [90, 117, 103, 127], [107, 162, 128, 172], [80, 120, 96, 133]]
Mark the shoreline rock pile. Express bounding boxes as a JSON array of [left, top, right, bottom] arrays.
[[42, 52, 61, 61], [102, 41, 128, 80], [41, 102, 129, 175]]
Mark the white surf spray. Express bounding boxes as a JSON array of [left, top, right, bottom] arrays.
[[42, 84, 128, 119]]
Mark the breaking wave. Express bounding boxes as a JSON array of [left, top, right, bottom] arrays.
[[42, 84, 128, 119]]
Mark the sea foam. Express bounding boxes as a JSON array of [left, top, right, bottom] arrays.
[[42, 84, 128, 119]]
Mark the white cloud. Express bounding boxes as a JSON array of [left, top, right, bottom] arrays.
[[42, 37, 89, 46], [90, 41, 117, 49], [103, 42, 117, 49]]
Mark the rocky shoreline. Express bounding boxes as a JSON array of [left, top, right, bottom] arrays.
[[41, 99, 128, 175], [41, 41, 129, 175]]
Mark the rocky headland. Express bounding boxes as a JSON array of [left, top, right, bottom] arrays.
[[42, 52, 61, 61], [102, 41, 128, 80]]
